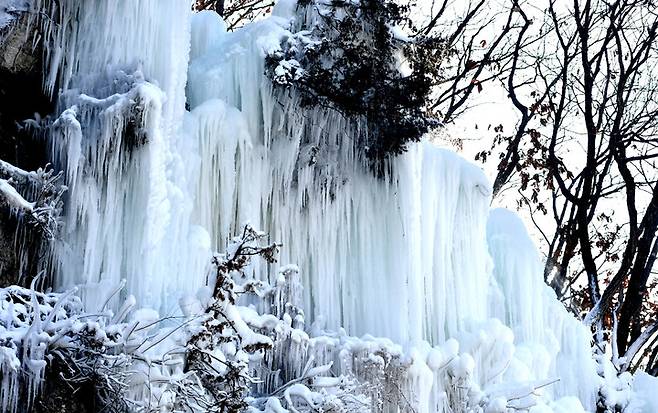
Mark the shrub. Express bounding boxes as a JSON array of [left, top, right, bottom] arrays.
[[266, 0, 440, 161]]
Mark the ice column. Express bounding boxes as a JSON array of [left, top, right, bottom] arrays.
[[45, 0, 211, 315]]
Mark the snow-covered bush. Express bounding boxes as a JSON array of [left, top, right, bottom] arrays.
[[185, 225, 279, 412], [265, 0, 440, 160], [0, 160, 65, 285], [0, 285, 124, 412], [0, 160, 64, 239]]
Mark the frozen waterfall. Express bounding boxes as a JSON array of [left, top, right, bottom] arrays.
[[35, 0, 607, 411]]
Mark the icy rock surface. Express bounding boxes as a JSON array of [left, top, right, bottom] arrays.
[[0, 0, 27, 30], [19, 0, 654, 411]]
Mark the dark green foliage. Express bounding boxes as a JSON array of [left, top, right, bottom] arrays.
[[266, 0, 440, 161]]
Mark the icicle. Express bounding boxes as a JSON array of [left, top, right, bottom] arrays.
[[30, 0, 612, 411], [487, 209, 599, 406]]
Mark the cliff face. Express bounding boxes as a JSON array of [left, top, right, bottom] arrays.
[[0, 10, 53, 286]]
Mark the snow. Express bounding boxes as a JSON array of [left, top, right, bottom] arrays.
[[13, 0, 654, 411], [0, 178, 34, 211], [0, 0, 27, 30], [0, 283, 208, 413], [631, 372, 658, 412], [190, 11, 227, 61]]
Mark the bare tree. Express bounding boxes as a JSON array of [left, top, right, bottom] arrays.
[[480, 0, 658, 374], [193, 0, 274, 30], [416, 0, 540, 124]]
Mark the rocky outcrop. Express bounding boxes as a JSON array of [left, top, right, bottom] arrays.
[[0, 9, 54, 287]]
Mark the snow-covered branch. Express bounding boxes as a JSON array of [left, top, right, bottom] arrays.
[[0, 158, 65, 238], [620, 321, 658, 373]]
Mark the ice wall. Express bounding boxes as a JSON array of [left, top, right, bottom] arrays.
[[43, 0, 212, 315], [186, 8, 494, 345], [38, 0, 602, 410], [487, 209, 599, 406]]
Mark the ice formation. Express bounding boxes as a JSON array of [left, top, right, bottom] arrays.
[[0, 0, 28, 30], [8, 0, 657, 411], [0, 283, 198, 413]]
